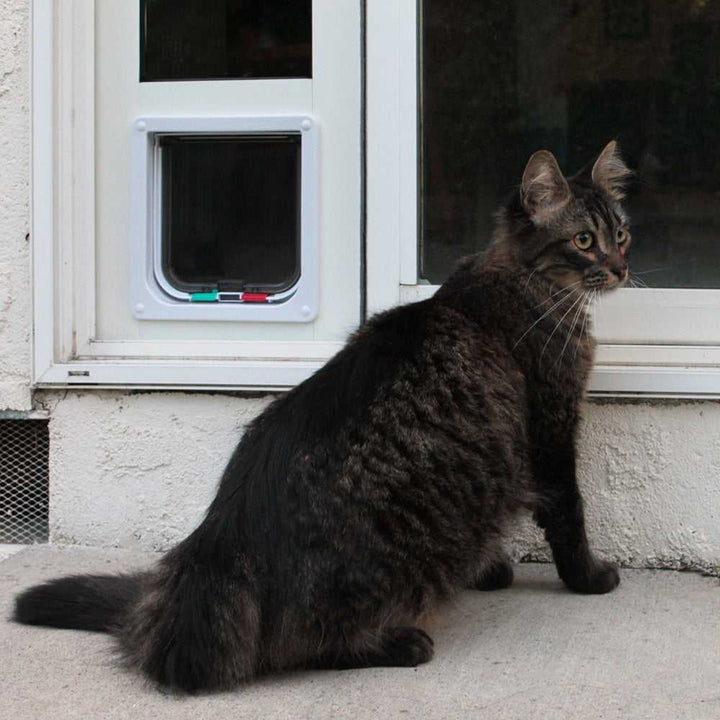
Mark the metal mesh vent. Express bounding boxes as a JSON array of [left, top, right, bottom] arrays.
[[0, 420, 49, 543]]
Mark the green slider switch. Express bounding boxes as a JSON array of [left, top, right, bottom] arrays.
[[190, 290, 219, 302]]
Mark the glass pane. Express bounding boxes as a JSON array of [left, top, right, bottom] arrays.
[[141, 0, 312, 81], [160, 135, 301, 294], [420, 0, 720, 288]]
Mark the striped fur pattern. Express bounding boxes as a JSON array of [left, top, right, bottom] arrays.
[[14, 142, 630, 692]]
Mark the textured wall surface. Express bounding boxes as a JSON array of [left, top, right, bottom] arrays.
[[512, 401, 720, 574], [37, 391, 273, 550], [38, 390, 720, 574], [0, 0, 31, 410]]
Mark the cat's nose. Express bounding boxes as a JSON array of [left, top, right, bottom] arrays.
[[610, 265, 628, 282]]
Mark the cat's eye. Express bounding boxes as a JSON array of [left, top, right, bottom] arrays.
[[573, 231, 594, 251], [617, 229, 629, 245]]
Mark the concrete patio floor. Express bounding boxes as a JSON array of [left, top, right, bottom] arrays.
[[1, 545, 719, 720]]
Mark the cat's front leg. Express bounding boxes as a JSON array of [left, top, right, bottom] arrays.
[[533, 442, 620, 595], [467, 556, 514, 591]]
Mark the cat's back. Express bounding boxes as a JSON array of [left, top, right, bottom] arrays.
[[435, 256, 534, 332], [227, 267, 525, 487], [211, 297, 439, 505]]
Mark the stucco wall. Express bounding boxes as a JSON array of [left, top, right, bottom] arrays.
[[516, 400, 720, 574], [36, 390, 720, 574], [35, 391, 274, 550], [0, 0, 31, 411]]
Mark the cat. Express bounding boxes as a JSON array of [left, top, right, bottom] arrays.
[[14, 141, 632, 693]]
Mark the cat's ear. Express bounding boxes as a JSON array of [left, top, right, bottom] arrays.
[[591, 141, 632, 200], [521, 150, 571, 223]]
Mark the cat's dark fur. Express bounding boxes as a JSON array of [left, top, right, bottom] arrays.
[[14, 142, 632, 693]]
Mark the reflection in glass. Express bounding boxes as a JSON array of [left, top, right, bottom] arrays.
[[141, 0, 312, 81], [421, 0, 720, 288]]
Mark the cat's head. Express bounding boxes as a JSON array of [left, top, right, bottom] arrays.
[[500, 141, 633, 292]]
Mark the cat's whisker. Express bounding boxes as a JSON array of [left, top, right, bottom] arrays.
[[629, 274, 649, 289], [631, 273, 673, 302], [573, 292, 593, 356], [523, 267, 540, 294], [546, 290, 587, 365], [547, 279, 583, 299], [633, 266, 671, 276], [533, 280, 583, 309], [571, 293, 592, 366], [512, 288, 579, 351], [555, 291, 590, 369], [539, 290, 586, 366], [574, 290, 597, 366]]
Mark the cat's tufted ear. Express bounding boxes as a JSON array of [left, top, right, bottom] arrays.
[[591, 141, 632, 200], [521, 150, 571, 223]]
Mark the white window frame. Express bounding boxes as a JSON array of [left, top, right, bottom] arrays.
[[366, 0, 720, 398], [32, 0, 360, 390]]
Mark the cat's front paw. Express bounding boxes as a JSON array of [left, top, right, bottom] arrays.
[[381, 627, 435, 667], [471, 560, 514, 591], [563, 560, 620, 595]]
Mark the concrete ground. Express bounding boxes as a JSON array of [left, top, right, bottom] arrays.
[[1, 546, 719, 720]]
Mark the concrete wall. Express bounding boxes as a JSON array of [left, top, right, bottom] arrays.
[[2, 1, 720, 573], [34, 391, 273, 550], [517, 400, 720, 574], [0, 0, 31, 411], [37, 391, 720, 574]]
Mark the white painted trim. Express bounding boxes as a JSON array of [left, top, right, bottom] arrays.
[[592, 288, 720, 345], [58, 0, 96, 359], [31, 0, 55, 381], [72, 2, 96, 355], [37, 359, 324, 389], [596, 345, 720, 367], [35, 359, 326, 391], [366, 0, 402, 314], [35, 357, 338, 394], [398, 283, 437, 304], [32, 360, 720, 399], [398, 0, 419, 285], [54, 4, 74, 359], [33, 0, 98, 367], [590, 366, 720, 398], [79, 340, 344, 360]]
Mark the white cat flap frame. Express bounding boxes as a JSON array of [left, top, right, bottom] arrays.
[[131, 115, 319, 323]]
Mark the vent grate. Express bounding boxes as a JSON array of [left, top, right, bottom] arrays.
[[0, 420, 49, 543]]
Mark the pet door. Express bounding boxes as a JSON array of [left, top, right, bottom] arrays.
[[131, 116, 318, 322]]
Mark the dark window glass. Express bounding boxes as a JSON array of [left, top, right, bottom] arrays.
[[141, 0, 312, 81], [160, 135, 301, 294], [421, 0, 720, 288]]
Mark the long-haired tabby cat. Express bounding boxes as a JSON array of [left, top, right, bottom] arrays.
[[14, 141, 632, 693]]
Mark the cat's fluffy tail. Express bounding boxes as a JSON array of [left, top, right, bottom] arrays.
[[13, 572, 144, 632], [14, 552, 261, 693]]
